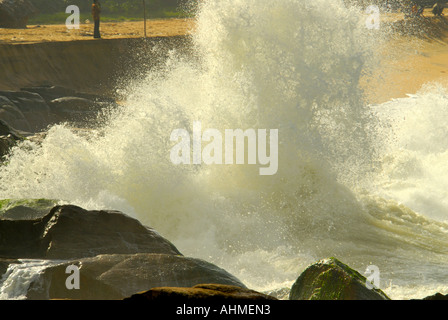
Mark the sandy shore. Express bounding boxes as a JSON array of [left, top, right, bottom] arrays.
[[363, 33, 448, 104], [0, 19, 195, 44], [1, 14, 448, 103]]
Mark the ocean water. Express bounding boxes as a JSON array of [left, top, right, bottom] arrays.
[[1, 0, 448, 300]]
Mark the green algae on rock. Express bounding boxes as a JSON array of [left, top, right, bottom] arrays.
[[289, 257, 390, 300], [0, 198, 60, 220]]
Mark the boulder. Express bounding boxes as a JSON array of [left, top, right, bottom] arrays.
[[20, 86, 77, 104], [0, 258, 19, 279], [0, 198, 60, 220], [289, 258, 390, 300], [0, 103, 31, 132], [0, 0, 37, 28], [21, 86, 116, 105], [125, 284, 277, 301], [421, 293, 448, 300], [0, 119, 26, 159], [49, 97, 98, 112], [0, 204, 181, 259], [48, 96, 108, 123], [0, 119, 25, 140], [0, 134, 15, 159], [0, 91, 51, 132], [23, 254, 247, 300]]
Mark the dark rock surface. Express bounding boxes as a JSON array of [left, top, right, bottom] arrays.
[[24, 254, 247, 300], [0, 119, 26, 159], [421, 292, 448, 300], [0, 90, 52, 132], [289, 257, 390, 300], [0, 201, 250, 300], [48, 96, 106, 122], [0, 85, 119, 160], [125, 284, 277, 302], [0, 118, 26, 139], [0, 85, 118, 135], [0, 204, 181, 259], [0, 199, 60, 220], [0, 0, 37, 28]]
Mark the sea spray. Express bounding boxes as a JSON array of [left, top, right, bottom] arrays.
[[0, 260, 66, 300], [0, 0, 447, 299]]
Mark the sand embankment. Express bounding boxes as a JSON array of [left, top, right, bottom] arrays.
[[1, 15, 448, 103], [0, 36, 191, 95], [362, 13, 448, 104], [0, 19, 194, 95]]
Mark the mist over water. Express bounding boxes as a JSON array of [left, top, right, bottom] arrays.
[[1, 0, 448, 299]]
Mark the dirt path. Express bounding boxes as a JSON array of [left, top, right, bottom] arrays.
[[0, 19, 195, 44]]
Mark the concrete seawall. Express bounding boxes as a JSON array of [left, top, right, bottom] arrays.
[[0, 36, 191, 95]]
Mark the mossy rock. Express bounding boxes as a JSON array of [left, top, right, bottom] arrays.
[[289, 257, 390, 300], [0, 198, 60, 220]]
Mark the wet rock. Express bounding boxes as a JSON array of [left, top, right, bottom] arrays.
[[21, 86, 116, 105], [48, 96, 109, 123], [0, 119, 25, 140], [0, 91, 51, 132], [421, 293, 448, 300], [0, 135, 15, 159], [0, 258, 20, 279], [20, 86, 77, 104], [0, 119, 27, 159], [289, 257, 390, 300], [49, 97, 98, 112], [0, 204, 181, 259], [25, 254, 247, 300], [0, 103, 30, 132], [125, 284, 277, 301], [0, 86, 118, 131], [0, 0, 37, 28], [0, 199, 60, 220]]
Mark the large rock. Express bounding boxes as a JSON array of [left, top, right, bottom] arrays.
[[48, 96, 114, 124], [0, 134, 15, 159], [21, 86, 116, 105], [421, 293, 448, 300], [0, 103, 30, 132], [49, 96, 100, 113], [20, 254, 247, 300], [0, 119, 24, 140], [0, 0, 37, 28], [0, 96, 29, 131], [0, 258, 18, 280], [289, 258, 390, 300], [0, 204, 181, 259], [0, 91, 52, 132], [125, 284, 277, 302], [20, 86, 78, 104], [0, 198, 60, 220], [0, 119, 26, 159]]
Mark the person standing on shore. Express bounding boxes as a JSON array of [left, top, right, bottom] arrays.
[[432, 2, 444, 17], [92, 0, 101, 39]]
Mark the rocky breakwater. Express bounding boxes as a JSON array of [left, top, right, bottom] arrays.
[[0, 85, 118, 160], [0, 201, 249, 300]]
